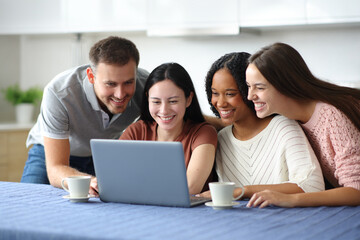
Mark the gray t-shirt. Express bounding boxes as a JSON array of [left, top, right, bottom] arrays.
[[26, 64, 149, 157]]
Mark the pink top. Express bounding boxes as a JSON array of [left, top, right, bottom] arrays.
[[301, 102, 360, 190]]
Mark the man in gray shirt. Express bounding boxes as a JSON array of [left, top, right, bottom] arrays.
[[21, 36, 148, 195]]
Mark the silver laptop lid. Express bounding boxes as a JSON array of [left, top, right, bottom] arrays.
[[91, 139, 195, 207]]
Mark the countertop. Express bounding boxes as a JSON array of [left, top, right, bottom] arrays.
[[0, 122, 34, 131]]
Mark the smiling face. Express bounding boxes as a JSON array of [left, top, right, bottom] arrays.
[[246, 63, 289, 118], [87, 61, 137, 115], [148, 79, 193, 133], [211, 69, 253, 125]]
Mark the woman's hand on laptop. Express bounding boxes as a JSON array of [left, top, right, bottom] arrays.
[[89, 177, 99, 197], [195, 190, 211, 198]]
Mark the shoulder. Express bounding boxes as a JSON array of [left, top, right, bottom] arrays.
[[310, 102, 356, 133], [269, 115, 301, 130], [131, 68, 149, 107], [47, 65, 88, 92], [185, 121, 218, 147], [320, 103, 359, 138], [216, 126, 234, 148], [218, 125, 233, 138], [309, 102, 345, 124], [319, 103, 349, 122], [267, 115, 307, 141], [43, 65, 90, 105], [317, 102, 339, 113], [136, 68, 149, 83], [187, 121, 217, 136]]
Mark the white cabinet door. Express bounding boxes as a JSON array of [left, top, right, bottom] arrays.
[[239, 0, 307, 27], [0, 0, 66, 34], [147, 0, 239, 36], [66, 0, 147, 33], [307, 0, 360, 24], [0, 0, 146, 34]]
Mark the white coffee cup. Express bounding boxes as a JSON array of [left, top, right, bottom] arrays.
[[61, 176, 91, 198], [209, 182, 244, 206]]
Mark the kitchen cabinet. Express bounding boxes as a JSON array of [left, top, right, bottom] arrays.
[[66, 0, 147, 33], [0, 0, 66, 34], [239, 0, 360, 27], [0, 125, 30, 182], [239, 0, 307, 27], [0, 0, 146, 34], [307, 0, 360, 24], [147, 0, 239, 36], [0, 0, 359, 35]]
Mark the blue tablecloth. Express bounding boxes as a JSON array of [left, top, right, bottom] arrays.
[[1, 181, 359, 240]]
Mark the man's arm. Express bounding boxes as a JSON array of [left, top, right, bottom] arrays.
[[44, 137, 98, 195]]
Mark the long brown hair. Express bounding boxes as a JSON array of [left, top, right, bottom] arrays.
[[249, 42, 360, 131]]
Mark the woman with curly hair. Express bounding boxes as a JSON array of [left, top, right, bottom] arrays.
[[199, 52, 324, 202]]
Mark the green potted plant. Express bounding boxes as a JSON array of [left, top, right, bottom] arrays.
[[1, 84, 43, 124]]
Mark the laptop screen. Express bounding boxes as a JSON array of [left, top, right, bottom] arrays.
[[91, 139, 198, 207]]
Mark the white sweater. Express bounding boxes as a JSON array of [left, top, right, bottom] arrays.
[[216, 115, 325, 193]]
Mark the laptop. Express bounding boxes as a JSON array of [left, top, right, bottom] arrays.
[[90, 139, 210, 207]]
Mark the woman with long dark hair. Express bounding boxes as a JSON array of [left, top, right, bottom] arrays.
[[246, 42, 360, 207], [199, 52, 324, 201], [120, 62, 217, 194]]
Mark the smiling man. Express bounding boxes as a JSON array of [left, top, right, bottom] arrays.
[[21, 36, 148, 195]]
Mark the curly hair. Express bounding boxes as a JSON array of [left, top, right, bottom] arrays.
[[89, 36, 139, 69], [205, 52, 253, 118]]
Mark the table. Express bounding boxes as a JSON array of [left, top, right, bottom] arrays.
[[1, 181, 359, 240]]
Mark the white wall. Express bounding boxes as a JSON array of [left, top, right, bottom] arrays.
[[0, 35, 20, 122], [1, 25, 360, 122], [131, 26, 360, 115]]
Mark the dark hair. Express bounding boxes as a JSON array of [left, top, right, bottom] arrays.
[[249, 42, 360, 131], [89, 36, 140, 68], [140, 62, 205, 123], [205, 52, 253, 118]]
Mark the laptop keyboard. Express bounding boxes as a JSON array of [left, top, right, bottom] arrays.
[[190, 196, 211, 204]]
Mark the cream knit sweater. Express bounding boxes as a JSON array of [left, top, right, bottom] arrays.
[[216, 115, 324, 193]]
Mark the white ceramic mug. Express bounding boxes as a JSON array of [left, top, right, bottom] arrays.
[[209, 182, 244, 206], [61, 176, 91, 198]]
